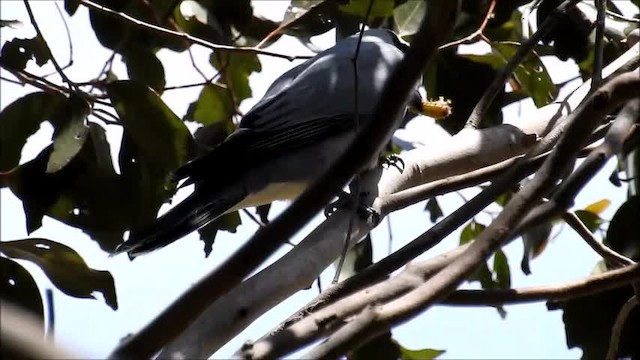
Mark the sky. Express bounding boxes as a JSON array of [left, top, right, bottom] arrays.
[[0, 1, 633, 358]]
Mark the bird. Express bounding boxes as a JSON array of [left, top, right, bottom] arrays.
[[115, 28, 426, 258]]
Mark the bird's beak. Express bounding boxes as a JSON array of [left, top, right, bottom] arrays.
[[407, 91, 452, 120]]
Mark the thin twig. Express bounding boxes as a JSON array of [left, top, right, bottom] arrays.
[[606, 295, 639, 360], [79, 0, 308, 62], [334, 0, 375, 285], [54, 3, 73, 70], [242, 209, 267, 228], [23, 0, 75, 91], [1, 66, 69, 95], [562, 211, 634, 267], [92, 107, 120, 125], [163, 81, 225, 91], [188, 47, 209, 81], [0, 76, 24, 85], [439, 0, 496, 51]]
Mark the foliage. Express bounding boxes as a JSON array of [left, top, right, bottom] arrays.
[[0, 0, 639, 358]]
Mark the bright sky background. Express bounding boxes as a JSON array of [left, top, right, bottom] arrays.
[[0, 1, 633, 358]]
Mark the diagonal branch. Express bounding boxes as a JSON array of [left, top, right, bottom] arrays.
[[606, 295, 639, 360], [23, 0, 75, 90]]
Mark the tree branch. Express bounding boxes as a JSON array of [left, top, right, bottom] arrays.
[[561, 211, 634, 268], [606, 295, 639, 360]]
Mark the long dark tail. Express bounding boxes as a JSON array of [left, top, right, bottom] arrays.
[[114, 189, 243, 258]]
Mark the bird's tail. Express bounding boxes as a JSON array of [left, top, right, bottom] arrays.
[[113, 189, 243, 258]]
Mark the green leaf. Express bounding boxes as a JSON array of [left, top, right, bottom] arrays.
[[283, 1, 336, 38], [197, 211, 242, 257], [338, 0, 394, 18], [464, 42, 555, 107], [520, 221, 552, 275], [584, 199, 611, 215], [7, 126, 129, 251], [107, 80, 194, 173], [459, 220, 485, 245], [46, 95, 92, 174], [574, 210, 603, 233], [493, 249, 511, 289], [0, 92, 67, 171], [185, 84, 235, 126], [0, 37, 51, 70], [425, 197, 443, 223], [495, 189, 514, 207], [119, 133, 176, 238], [210, 51, 262, 103], [605, 195, 640, 261], [0, 257, 44, 326], [393, 0, 425, 37], [284, 0, 326, 23], [0, 239, 118, 310], [336, 235, 373, 282], [122, 46, 166, 93], [398, 343, 445, 360]]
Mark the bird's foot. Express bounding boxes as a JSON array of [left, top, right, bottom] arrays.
[[383, 154, 405, 173]]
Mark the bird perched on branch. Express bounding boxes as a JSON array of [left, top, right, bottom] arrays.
[[115, 28, 432, 258]]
